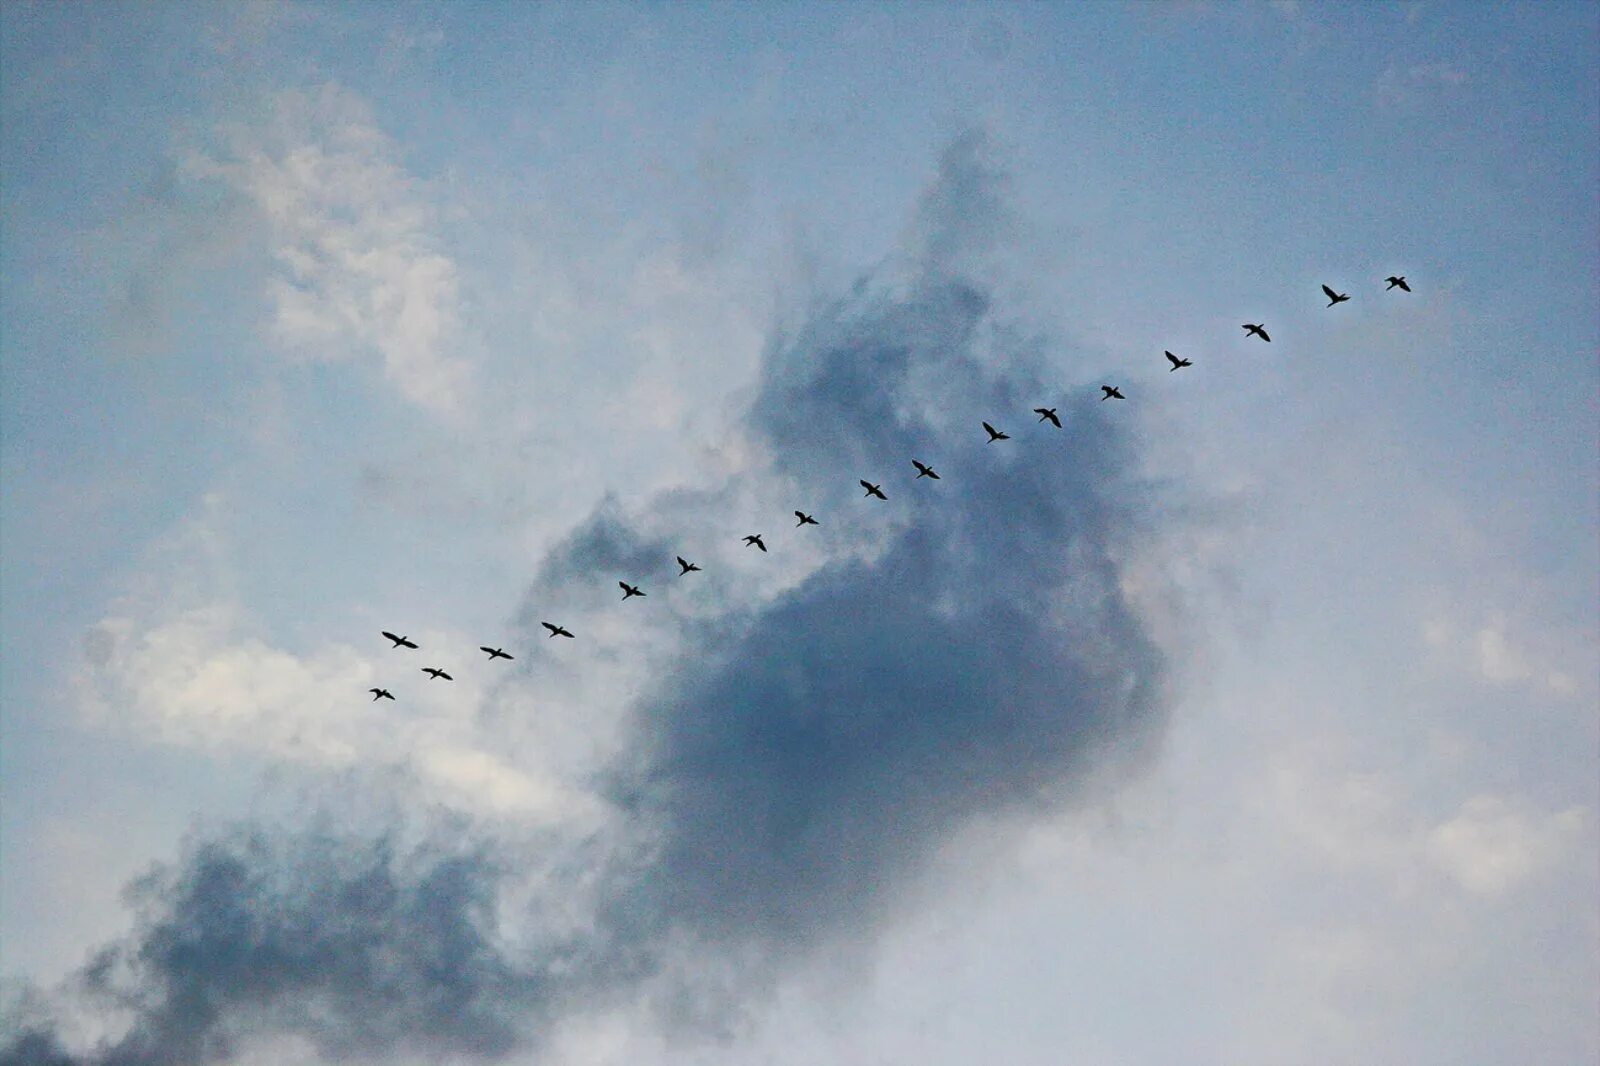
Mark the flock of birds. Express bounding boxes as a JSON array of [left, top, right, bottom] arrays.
[[365, 275, 1414, 703]]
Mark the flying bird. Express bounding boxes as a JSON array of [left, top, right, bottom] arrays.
[[1034, 407, 1061, 428], [1100, 385, 1125, 401], [983, 421, 1010, 442], [743, 534, 768, 552], [795, 511, 818, 527], [676, 556, 701, 575], [1242, 323, 1271, 342], [541, 622, 575, 639], [1322, 284, 1350, 307], [619, 581, 645, 599], [369, 688, 395, 701], [1165, 351, 1192, 371], [1385, 275, 1411, 292], [381, 631, 418, 650], [480, 646, 514, 660], [422, 668, 453, 681], [860, 480, 887, 500], [912, 460, 940, 480]]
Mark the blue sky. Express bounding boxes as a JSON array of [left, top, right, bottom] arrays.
[[2, 2, 1596, 1062]]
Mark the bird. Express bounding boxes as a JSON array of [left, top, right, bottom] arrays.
[[860, 480, 887, 500], [1165, 351, 1193, 371], [1322, 284, 1350, 307], [795, 511, 818, 527], [912, 460, 940, 480], [1385, 275, 1411, 292], [381, 631, 418, 650], [1243, 323, 1271, 342], [1101, 385, 1125, 401], [369, 688, 395, 701], [480, 646, 514, 660], [744, 534, 767, 552], [983, 421, 1010, 442], [541, 622, 575, 639], [619, 581, 645, 599], [676, 556, 701, 576], [1034, 408, 1061, 428], [422, 668, 453, 681]]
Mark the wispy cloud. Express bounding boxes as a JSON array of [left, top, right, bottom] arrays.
[[185, 84, 469, 415], [2, 133, 1182, 1063]]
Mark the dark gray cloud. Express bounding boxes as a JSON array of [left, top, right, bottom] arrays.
[[3, 132, 1177, 1064]]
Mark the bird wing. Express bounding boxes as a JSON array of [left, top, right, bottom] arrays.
[[1322, 284, 1338, 300], [382, 631, 400, 643], [480, 646, 495, 654], [983, 421, 997, 435], [1398, 279, 1410, 291], [541, 623, 557, 634], [1260, 329, 1271, 341], [860, 480, 873, 491], [1165, 351, 1180, 367]]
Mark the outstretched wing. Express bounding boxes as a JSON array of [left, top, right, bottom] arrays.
[[1322, 284, 1338, 300], [382, 631, 400, 644], [1165, 351, 1181, 368]]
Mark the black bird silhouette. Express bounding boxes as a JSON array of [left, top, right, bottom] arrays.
[[1165, 351, 1193, 371], [1034, 408, 1061, 428], [676, 556, 701, 576], [912, 460, 940, 480], [369, 688, 395, 701], [1101, 385, 1125, 401], [480, 646, 514, 660], [983, 421, 1010, 442], [1385, 275, 1411, 292], [619, 582, 645, 599], [1243, 323, 1271, 342], [860, 480, 888, 500], [1322, 284, 1350, 307], [541, 622, 574, 639], [381, 631, 418, 650], [743, 534, 767, 552], [795, 511, 818, 527], [422, 668, 453, 681]]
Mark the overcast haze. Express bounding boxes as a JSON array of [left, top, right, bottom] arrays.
[[3, 2, 1597, 1063]]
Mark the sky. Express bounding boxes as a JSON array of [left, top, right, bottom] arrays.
[[1, 1, 1596, 1063]]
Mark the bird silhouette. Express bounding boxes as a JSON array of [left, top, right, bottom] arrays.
[[619, 581, 645, 599], [1322, 284, 1350, 307], [1385, 275, 1411, 292], [1243, 323, 1271, 342], [744, 534, 767, 552], [369, 688, 395, 701], [676, 556, 701, 575], [795, 511, 818, 527], [912, 460, 940, 480], [381, 631, 418, 650], [1101, 385, 1125, 401], [541, 623, 574, 639], [1034, 408, 1061, 428], [480, 646, 514, 660], [983, 421, 1010, 442], [860, 480, 888, 500], [1165, 351, 1193, 371], [422, 668, 453, 681]]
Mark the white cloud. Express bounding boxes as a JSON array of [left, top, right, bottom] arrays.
[[1376, 61, 1470, 109], [185, 84, 469, 415], [1427, 794, 1589, 898]]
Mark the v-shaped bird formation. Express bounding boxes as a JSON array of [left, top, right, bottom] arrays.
[[367, 277, 1410, 700]]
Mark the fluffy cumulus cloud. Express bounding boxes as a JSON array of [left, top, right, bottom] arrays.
[[185, 83, 468, 415], [1, 134, 1183, 1063]]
